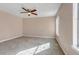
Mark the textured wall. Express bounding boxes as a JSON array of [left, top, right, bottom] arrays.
[[23, 16, 56, 38], [56, 3, 79, 54], [0, 10, 23, 42]]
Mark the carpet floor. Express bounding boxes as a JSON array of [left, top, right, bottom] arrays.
[[0, 36, 64, 55]]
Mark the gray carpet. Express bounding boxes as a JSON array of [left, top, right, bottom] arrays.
[[0, 36, 64, 55]]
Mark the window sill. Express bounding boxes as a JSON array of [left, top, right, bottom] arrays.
[[72, 45, 79, 51]]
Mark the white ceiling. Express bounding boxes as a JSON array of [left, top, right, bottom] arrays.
[[0, 3, 61, 18]]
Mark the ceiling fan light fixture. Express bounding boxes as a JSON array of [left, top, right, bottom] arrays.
[[28, 13, 31, 16], [28, 13, 31, 15], [21, 7, 37, 16]]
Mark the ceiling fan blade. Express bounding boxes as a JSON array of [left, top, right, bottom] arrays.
[[31, 9, 37, 12], [20, 12, 28, 13], [22, 7, 29, 12], [31, 13, 37, 15]]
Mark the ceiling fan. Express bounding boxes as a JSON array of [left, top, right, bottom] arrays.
[[20, 7, 37, 16]]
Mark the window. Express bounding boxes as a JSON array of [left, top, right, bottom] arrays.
[[73, 3, 77, 48], [56, 15, 60, 36]]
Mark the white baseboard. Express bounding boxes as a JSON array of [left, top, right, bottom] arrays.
[[0, 34, 55, 43], [56, 36, 66, 54], [56, 36, 79, 55], [23, 35, 56, 39], [0, 34, 23, 43]]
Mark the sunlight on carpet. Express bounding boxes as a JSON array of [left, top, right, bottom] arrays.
[[16, 42, 50, 55]]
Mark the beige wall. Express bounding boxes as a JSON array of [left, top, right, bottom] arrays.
[[0, 10, 55, 42], [0, 10, 23, 42], [56, 4, 79, 54], [23, 16, 56, 38]]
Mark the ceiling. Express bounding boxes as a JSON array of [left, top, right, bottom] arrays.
[[0, 3, 61, 18]]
